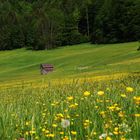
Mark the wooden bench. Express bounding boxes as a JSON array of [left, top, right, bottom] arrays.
[[40, 64, 54, 75]]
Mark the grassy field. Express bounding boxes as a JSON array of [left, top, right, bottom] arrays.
[[0, 42, 140, 140], [0, 75, 140, 140], [0, 42, 140, 84]]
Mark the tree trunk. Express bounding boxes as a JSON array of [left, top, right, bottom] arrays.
[[86, 7, 90, 38]]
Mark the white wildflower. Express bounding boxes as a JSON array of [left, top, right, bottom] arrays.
[[61, 119, 70, 128]]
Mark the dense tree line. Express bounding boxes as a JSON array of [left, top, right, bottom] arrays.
[[0, 0, 140, 50]]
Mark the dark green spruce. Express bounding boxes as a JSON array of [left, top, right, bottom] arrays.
[[0, 0, 140, 50]]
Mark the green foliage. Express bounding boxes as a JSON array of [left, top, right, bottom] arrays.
[[0, 0, 139, 50], [91, 0, 140, 43]]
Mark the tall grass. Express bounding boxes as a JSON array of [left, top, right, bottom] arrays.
[[0, 75, 140, 140]]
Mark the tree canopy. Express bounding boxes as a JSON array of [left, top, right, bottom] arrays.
[[0, 0, 140, 50]]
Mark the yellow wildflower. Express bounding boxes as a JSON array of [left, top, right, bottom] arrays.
[[133, 96, 140, 105], [113, 131, 119, 135], [42, 128, 46, 132], [118, 111, 125, 118], [56, 113, 64, 120], [85, 120, 90, 123], [46, 133, 55, 138], [84, 91, 91, 96], [126, 87, 134, 93], [121, 137, 126, 140], [25, 131, 29, 136], [45, 130, 49, 134], [116, 107, 121, 111], [83, 120, 90, 128], [25, 121, 30, 126], [97, 91, 104, 96], [100, 111, 106, 117], [121, 94, 127, 98], [60, 131, 64, 135], [64, 109, 68, 112], [105, 123, 110, 129], [67, 96, 74, 101], [134, 114, 140, 117], [71, 131, 77, 135], [108, 106, 115, 111], [95, 106, 98, 109], [106, 99, 110, 103], [75, 114, 79, 117], [114, 127, 119, 132], [30, 130, 36, 135], [63, 136, 69, 140], [52, 124, 57, 128], [106, 136, 112, 140], [69, 103, 78, 109]]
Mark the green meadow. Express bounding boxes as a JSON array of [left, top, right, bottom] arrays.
[[0, 42, 140, 140], [0, 42, 140, 83]]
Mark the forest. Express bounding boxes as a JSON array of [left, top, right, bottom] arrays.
[[0, 0, 140, 50]]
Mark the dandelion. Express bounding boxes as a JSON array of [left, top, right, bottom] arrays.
[[64, 109, 68, 112], [133, 114, 140, 117], [114, 127, 119, 132], [51, 103, 55, 106], [67, 96, 74, 101], [108, 106, 115, 111], [105, 123, 110, 129], [46, 133, 55, 138], [92, 131, 97, 135], [52, 124, 57, 128], [66, 114, 70, 119], [45, 130, 49, 134], [85, 120, 90, 123], [69, 103, 78, 109], [71, 131, 77, 135], [57, 113, 64, 119], [83, 120, 90, 128], [121, 94, 127, 98], [97, 91, 104, 96], [133, 96, 140, 105], [63, 136, 69, 140], [25, 131, 29, 136], [30, 130, 36, 135], [25, 121, 30, 126], [75, 114, 79, 117], [100, 111, 106, 117], [126, 87, 134, 93], [118, 111, 125, 118], [61, 119, 70, 128], [42, 128, 46, 132], [106, 136, 112, 140], [95, 105, 98, 109], [99, 133, 107, 139], [60, 131, 64, 135], [84, 91, 91, 96]]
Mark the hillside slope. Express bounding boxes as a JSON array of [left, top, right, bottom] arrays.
[[0, 42, 140, 83]]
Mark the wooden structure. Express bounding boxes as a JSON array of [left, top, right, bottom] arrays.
[[40, 64, 54, 75], [137, 46, 140, 51]]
